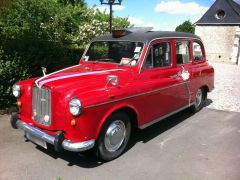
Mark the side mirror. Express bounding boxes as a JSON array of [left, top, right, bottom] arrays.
[[105, 75, 119, 91]]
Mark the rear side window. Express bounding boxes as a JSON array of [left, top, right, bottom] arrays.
[[176, 41, 190, 64], [144, 42, 171, 69], [193, 41, 204, 61]]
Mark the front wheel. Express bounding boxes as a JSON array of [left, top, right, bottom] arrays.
[[190, 88, 205, 113], [96, 112, 131, 161]]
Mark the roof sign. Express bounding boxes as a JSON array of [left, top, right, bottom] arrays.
[[112, 30, 131, 38]]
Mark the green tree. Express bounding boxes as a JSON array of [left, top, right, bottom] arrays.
[[78, 7, 130, 44], [57, 0, 85, 6], [175, 20, 195, 34], [0, 0, 11, 8]]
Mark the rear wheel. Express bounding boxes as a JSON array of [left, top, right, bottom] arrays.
[[96, 112, 131, 161], [190, 88, 205, 113]]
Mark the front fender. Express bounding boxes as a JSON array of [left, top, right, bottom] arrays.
[[95, 101, 139, 139]]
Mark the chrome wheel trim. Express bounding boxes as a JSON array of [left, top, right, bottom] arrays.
[[104, 120, 126, 152], [195, 89, 203, 108]]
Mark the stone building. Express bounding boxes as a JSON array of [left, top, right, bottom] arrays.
[[195, 0, 240, 65]]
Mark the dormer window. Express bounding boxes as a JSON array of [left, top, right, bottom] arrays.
[[215, 9, 226, 19]]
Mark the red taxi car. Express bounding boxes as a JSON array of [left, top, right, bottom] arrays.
[[10, 29, 214, 161]]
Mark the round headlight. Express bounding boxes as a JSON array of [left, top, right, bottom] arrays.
[[69, 98, 82, 116], [12, 84, 21, 98]]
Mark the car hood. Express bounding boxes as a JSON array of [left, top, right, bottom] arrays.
[[35, 64, 133, 94]]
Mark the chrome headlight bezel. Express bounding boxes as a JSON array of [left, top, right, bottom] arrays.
[[69, 98, 82, 116], [12, 84, 21, 98]]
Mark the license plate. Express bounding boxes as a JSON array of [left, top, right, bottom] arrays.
[[25, 132, 47, 149]]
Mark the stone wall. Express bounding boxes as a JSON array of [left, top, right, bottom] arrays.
[[195, 26, 238, 64]]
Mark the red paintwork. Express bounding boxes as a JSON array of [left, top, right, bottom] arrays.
[[16, 38, 214, 143]]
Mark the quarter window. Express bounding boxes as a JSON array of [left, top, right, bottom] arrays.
[[193, 42, 204, 61], [144, 42, 171, 69], [176, 41, 190, 64]]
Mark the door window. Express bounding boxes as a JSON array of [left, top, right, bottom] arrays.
[[144, 42, 171, 69], [193, 42, 204, 61], [176, 41, 190, 64]]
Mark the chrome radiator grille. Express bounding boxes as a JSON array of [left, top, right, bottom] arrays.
[[32, 86, 51, 126]]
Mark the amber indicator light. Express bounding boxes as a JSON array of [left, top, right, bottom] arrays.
[[70, 119, 76, 127], [17, 100, 21, 107]]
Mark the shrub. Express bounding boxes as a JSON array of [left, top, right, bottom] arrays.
[[0, 48, 31, 108], [0, 43, 85, 108]]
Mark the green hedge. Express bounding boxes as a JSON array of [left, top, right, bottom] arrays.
[[0, 49, 30, 108], [0, 41, 85, 108]]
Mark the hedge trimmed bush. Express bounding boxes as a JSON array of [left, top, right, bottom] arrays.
[[0, 49, 30, 108], [0, 42, 84, 108]]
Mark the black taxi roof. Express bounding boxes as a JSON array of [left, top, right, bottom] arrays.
[[92, 30, 201, 44]]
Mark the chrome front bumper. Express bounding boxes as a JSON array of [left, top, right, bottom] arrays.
[[11, 115, 95, 152]]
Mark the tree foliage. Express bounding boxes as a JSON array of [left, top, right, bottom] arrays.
[[57, 0, 85, 6], [0, 0, 130, 108], [175, 20, 195, 34]]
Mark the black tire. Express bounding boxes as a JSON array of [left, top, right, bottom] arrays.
[[190, 88, 206, 113], [96, 112, 131, 161]]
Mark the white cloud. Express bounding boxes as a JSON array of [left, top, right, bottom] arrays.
[[113, 5, 125, 11], [128, 16, 144, 25], [155, 1, 208, 15], [94, 5, 125, 14]]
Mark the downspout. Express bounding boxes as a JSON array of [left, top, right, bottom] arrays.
[[236, 39, 240, 65]]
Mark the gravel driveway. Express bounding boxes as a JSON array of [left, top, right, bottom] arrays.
[[207, 62, 240, 112]]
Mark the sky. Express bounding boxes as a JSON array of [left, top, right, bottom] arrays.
[[86, 0, 219, 31]]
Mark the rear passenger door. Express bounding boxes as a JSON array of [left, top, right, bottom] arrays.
[[140, 39, 189, 124], [174, 39, 192, 105]]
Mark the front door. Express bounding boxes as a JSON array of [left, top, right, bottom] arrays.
[[139, 39, 190, 125]]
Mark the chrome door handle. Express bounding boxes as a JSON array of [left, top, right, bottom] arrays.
[[170, 74, 179, 79], [170, 72, 181, 79]]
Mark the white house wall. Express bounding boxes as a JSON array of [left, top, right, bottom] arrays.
[[195, 26, 238, 64]]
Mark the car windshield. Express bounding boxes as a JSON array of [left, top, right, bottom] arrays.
[[84, 41, 144, 66]]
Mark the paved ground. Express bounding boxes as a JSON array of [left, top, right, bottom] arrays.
[[1, 108, 240, 180], [0, 62, 240, 180]]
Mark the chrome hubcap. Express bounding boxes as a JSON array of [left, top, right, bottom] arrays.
[[195, 89, 203, 108], [104, 120, 126, 152]]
